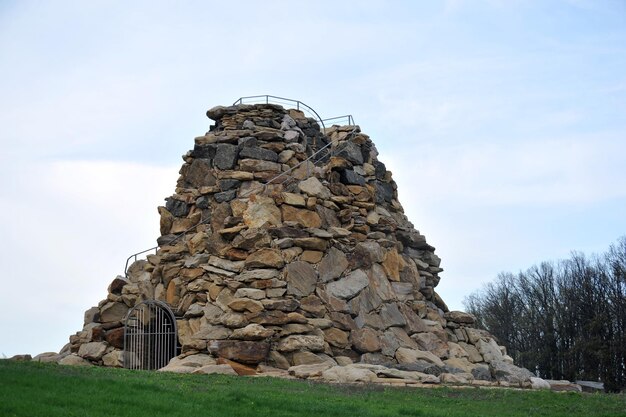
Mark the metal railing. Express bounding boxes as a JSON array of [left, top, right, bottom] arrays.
[[124, 215, 212, 278], [241, 124, 360, 198], [233, 95, 326, 130], [123, 96, 358, 277], [322, 115, 355, 127], [124, 247, 158, 277]]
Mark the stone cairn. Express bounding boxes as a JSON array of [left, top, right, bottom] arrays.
[[51, 102, 554, 389]]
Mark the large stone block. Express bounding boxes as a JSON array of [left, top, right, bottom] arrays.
[[396, 347, 445, 367], [277, 335, 325, 352], [243, 196, 282, 228], [326, 269, 369, 300], [285, 261, 317, 297], [78, 342, 108, 361], [213, 144, 238, 170], [239, 146, 278, 162], [244, 248, 284, 269], [99, 302, 128, 324], [183, 159, 216, 188], [298, 177, 331, 199], [281, 205, 322, 228], [207, 340, 270, 364], [351, 328, 381, 353], [104, 327, 124, 349], [335, 141, 364, 165]]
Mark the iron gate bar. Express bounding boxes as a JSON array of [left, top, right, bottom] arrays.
[[123, 300, 178, 370]]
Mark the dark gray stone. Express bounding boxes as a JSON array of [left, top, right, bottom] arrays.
[[396, 231, 431, 250], [318, 247, 349, 283], [326, 269, 369, 300], [238, 137, 258, 147], [489, 361, 534, 384], [329, 312, 358, 331], [380, 330, 401, 357], [374, 161, 386, 180], [349, 286, 383, 314], [366, 264, 395, 303], [196, 196, 210, 209], [214, 144, 238, 170], [232, 228, 271, 250], [239, 146, 278, 162], [192, 143, 217, 160], [355, 312, 384, 330], [340, 169, 366, 186], [422, 251, 442, 267], [183, 159, 216, 188], [394, 361, 443, 376], [285, 261, 318, 297], [219, 179, 241, 191], [444, 365, 465, 375], [351, 241, 384, 268], [263, 299, 300, 312], [360, 353, 394, 366], [268, 226, 308, 239], [224, 216, 243, 227], [397, 303, 428, 334], [472, 365, 493, 381], [157, 234, 178, 246], [379, 303, 407, 328], [360, 141, 372, 164], [214, 189, 237, 203], [335, 141, 363, 165], [374, 181, 394, 204], [165, 198, 190, 217], [316, 205, 341, 228]]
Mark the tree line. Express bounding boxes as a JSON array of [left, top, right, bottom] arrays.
[[464, 237, 626, 392]]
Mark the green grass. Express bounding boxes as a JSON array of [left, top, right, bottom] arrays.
[[1, 360, 624, 417]]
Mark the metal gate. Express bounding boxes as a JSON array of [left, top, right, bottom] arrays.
[[123, 300, 178, 370]]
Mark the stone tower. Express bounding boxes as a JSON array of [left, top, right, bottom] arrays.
[[62, 99, 536, 387]]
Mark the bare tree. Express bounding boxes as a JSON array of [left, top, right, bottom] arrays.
[[464, 237, 626, 392]]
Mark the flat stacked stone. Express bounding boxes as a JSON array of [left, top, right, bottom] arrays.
[[61, 102, 541, 388]]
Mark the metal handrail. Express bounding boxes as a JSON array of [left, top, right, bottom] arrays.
[[322, 115, 355, 126], [124, 97, 358, 277], [124, 216, 212, 278], [124, 247, 158, 276], [233, 95, 326, 131], [238, 139, 334, 198], [240, 124, 360, 198]]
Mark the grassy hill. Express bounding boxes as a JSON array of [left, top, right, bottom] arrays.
[[1, 360, 624, 417]]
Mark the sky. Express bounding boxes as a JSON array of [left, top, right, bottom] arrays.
[[1, 0, 625, 357]]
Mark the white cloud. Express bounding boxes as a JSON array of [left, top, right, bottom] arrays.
[[383, 131, 626, 208]]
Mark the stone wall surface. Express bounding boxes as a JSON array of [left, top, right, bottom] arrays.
[[59, 102, 551, 389]]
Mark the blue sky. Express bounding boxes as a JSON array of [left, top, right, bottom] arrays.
[[1, 0, 625, 357]]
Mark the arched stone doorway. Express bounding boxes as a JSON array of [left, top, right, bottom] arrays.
[[123, 300, 178, 370]]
